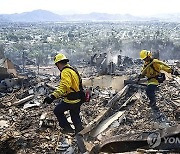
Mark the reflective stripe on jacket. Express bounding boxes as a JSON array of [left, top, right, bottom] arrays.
[[52, 64, 81, 104], [141, 59, 172, 85]]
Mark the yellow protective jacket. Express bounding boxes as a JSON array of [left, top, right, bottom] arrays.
[[141, 59, 172, 85], [52, 64, 81, 104]]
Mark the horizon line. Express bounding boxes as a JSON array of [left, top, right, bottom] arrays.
[[1, 9, 180, 17]]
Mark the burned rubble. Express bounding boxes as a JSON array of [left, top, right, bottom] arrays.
[[0, 56, 180, 154]]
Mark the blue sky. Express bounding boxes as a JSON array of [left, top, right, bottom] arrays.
[[0, 0, 180, 16]]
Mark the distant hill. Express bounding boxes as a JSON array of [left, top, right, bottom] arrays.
[[0, 9, 180, 22], [62, 12, 147, 21], [0, 10, 155, 22], [1, 10, 65, 22]]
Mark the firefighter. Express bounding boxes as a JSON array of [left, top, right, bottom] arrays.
[[138, 50, 178, 115], [43, 53, 83, 134]]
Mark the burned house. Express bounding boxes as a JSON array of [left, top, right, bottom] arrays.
[[0, 58, 17, 81], [90, 52, 117, 75]]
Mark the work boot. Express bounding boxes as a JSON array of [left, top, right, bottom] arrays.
[[151, 105, 160, 113], [150, 102, 159, 110], [61, 126, 74, 134]]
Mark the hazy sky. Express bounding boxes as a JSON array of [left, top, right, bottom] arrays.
[[0, 0, 180, 16]]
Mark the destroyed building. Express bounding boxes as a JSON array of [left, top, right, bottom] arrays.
[[0, 58, 17, 80], [0, 53, 180, 153]]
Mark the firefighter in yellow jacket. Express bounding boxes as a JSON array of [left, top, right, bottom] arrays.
[[43, 53, 83, 134], [139, 50, 178, 114]]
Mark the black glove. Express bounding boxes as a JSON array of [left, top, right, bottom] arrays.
[[172, 69, 179, 76], [136, 74, 144, 83], [138, 74, 144, 78], [43, 95, 56, 104]]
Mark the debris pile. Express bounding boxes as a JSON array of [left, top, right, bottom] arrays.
[[82, 74, 180, 153], [0, 58, 180, 153]]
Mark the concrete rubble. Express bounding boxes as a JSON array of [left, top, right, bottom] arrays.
[[0, 58, 180, 153]]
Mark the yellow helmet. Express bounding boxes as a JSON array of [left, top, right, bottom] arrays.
[[54, 53, 69, 64], [140, 50, 152, 60]]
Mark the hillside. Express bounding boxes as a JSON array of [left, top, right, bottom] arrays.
[[0, 10, 180, 22], [1, 10, 65, 22]]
